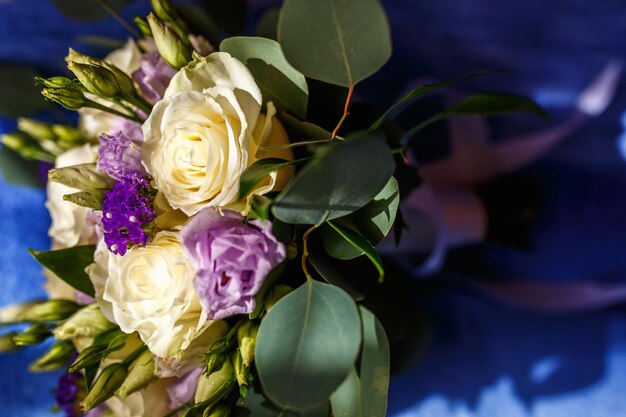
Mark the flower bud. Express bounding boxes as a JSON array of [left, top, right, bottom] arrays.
[[69, 332, 127, 372], [0, 300, 80, 323], [35, 76, 75, 89], [194, 361, 235, 404], [231, 350, 247, 387], [80, 363, 128, 411], [67, 50, 135, 97], [29, 340, 74, 372], [13, 323, 53, 346], [151, 0, 176, 22], [115, 349, 157, 398], [67, 62, 120, 98], [17, 118, 55, 142], [54, 304, 116, 340], [204, 405, 230, 417], [0, 332, 19, 352], [51, 124, 85, 146], [42, 87, 86, 110], [236, 321, 258, 368], [263, 285, 293, 312], [134, 17, 152, 36], [147, 13, 192, 70]]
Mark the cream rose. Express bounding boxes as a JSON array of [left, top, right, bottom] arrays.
[[46, 144, 99, 247], [141, 52, 293, 215], [86, 231, 208, 358]]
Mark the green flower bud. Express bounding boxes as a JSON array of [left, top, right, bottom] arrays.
[[147, 13, 192, 70], [80, 363, 128, 411], [151, 0, 176, 22], [69, 331, 127, 373], [195, 361, 235, 404], [55, 304, 116, 340], [29, 340, 74, 372], [66, 49, 137, 98], [236, 321, 258, 368], [115, 349, 157, 398], [263, 285, 293, 312], [13, 323, 54, 346], [134, 17, 152, 36], [0, 300, 80, 323], [204, 405, 230, 417], [42, 87, 86, 110], [17, 118, 55, 142], [67, 62, 120, 98], [35, 76, 75, 89], [51, 124, 85, 146], [0, 332, 19, 353], [231, 350, 247, 387]]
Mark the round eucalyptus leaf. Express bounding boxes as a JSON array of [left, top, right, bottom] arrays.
[[272, 131, 395, 225], [278, 0, 392, 87], [220, 36, 309, 119], [255, 280, 361, 410]]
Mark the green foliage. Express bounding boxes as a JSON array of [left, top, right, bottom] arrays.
[[0, 64, 45, 117], [48, 163, 115, 190], [63, 189, 108, 209], [233, 384, 329, 416], [402, 92, 549, 146], [256, 8, 280, 40], [29, 245, 96, 297], [220, 37, 309, 118], [255, 280, 361, 410], [325, 221, 385, 282], [237, 158, 294, 199], [370, 70, 504, 130], [321, 177, 399, 260], [279, 113, 331, 142], [278, 0, 392, 87], [52, 0, 134, 21], [330, 307, 389, 417], [272, 132, 395, 224]]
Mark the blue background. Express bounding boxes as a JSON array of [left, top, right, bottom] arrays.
[[1, 0, 626, 416]]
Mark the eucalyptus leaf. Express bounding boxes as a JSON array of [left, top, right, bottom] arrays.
[[220, 37, 309, 118], [63, 190, 107, 209], [0, 65, 45, 117], [326, 221, 385, 283], [279, 113, 331, 142], [48, 163, 115, 191], [402, 92, 548, 146], [256, 8, 280, 40], [29, 245, 96, 297], [278, 0, 392, 87], [321, 177, 399, 260], [255, 280, 361, 410], [52, 0, 134, 21], [370, 70, 504, 130], [272, 132, 395, 224], [233, 384, 329, 417], [330, 307, 389, 417], [308, 248, 364, 301]]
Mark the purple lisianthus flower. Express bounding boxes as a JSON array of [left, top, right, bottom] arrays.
[[102, 174, 156, 256], [97, 119, 145, 181], [180, 208, 286, 320], [132, 52, 177, 102], [167, 367, 203, 409]]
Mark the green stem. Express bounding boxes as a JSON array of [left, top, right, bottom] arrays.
[[84, 99, 142, 123], [120, 92, 152, 116], [301, 224, 320, 281], [121, 345, 147, 366]]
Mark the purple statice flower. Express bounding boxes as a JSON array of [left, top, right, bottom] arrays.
[[167, 367, 203, 409], [55, 371, 80, 417], [132, 52, 177, 102], [97, 119, 145, 181], [102, 174, 156, 256], [180, 208, 286, 320]]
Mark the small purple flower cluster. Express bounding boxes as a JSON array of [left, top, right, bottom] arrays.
[[55, 371, 80, 417], [102, 174, 156, 256]]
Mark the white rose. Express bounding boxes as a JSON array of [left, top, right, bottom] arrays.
[[78, 39, 143, 139], [86, 231, 208, 358], [106, 378, 170, 417], [141, 52, 293, 215], [46, 144, 99, 247]]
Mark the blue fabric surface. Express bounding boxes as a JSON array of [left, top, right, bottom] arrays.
[[1, 1, 626, 416]]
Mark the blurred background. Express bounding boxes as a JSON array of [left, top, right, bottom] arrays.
[[1, 0, 626, 416]]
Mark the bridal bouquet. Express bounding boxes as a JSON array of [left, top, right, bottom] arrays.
[[0, 0, 545, 416]]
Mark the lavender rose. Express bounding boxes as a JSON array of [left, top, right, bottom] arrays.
[[132, 51, 177, 102], [180, 208, 286, 320]]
